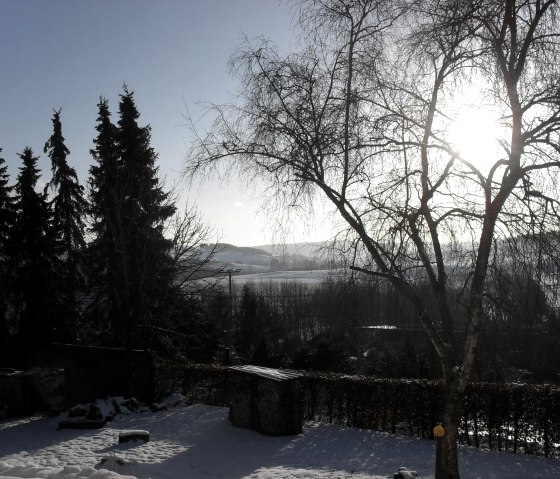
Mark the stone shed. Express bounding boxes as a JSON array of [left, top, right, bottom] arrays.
[[229, 365, 304, 436]]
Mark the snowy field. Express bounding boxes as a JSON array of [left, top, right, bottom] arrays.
[[230, 269, 341, 286], [1, 403, 559, 479]]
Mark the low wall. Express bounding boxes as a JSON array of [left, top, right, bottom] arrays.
[[53, 344, 154, 405], [0, 370, 39, 416], [0, 368, 65, 416]]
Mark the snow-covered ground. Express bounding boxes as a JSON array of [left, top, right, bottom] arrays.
[[1, 403, 559, 478]]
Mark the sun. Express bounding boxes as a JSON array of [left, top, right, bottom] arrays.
[[448, 107, 504, 171]]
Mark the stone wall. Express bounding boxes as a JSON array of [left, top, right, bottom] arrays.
[[53, 344, 155, 405], [0, 370, 38, 416], [0, 368, 65, 416]]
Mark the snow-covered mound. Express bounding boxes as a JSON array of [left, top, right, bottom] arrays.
[[150, 392, 186, 411], [58, 397, 150, 430]]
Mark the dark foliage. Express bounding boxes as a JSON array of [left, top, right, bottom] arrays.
[[227, 275, 559, 383], [0, 92, 218, 364], [44, 109, 87, 341], [87, 97, 121, 341], [87, 88, 176, 349], [292, 332, 358, 373], [10, 147, 58, 354], [0, 150, 14, 357]]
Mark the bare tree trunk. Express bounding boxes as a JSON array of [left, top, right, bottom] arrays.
[[441, 383, 463, 479]]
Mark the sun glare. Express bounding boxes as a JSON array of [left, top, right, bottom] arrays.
[[448, 108, 504, 171]]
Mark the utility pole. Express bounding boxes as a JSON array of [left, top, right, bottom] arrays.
[[216, 268, 241, 364], [218, 268, 241, 320]]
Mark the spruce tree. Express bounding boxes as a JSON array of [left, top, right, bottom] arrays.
[[88, 97, 121, 340], [89, 98, 119, 241], [44, 109, 87, 341], [0, 149, 14, 355], [88, 89, 175, 348], [0, 149, 13, 252], [116, 87, 176, 348], [11, 147, 57, 352]]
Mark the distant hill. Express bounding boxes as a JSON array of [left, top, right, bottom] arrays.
[[254, 242, 326, 257], [203, 241, 330, 275], [210, 243, 272, 274], [216, 243, 271, 256]]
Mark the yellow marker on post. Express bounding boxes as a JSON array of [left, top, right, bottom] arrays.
[[433, 423, 445, 479], [433, 423, 445, 438]]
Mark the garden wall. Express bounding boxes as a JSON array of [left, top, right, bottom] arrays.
[[53, 344, 155, 405]]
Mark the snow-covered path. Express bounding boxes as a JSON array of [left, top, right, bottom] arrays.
[[1, 404, 559, 478]]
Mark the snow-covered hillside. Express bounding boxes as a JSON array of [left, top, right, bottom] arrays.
[[211, 245, 273, 274], [207, 242, 328, 276]]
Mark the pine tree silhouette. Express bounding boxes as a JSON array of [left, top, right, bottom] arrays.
[[88, 88, 175, 348], [11, 147, 57, 354], [44, 109, 87, 341], [0, 149, 15, 356]]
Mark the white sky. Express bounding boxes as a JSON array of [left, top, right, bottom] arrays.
[[0, 0, 333, 246]]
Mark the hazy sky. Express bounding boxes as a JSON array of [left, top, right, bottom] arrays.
[[0, 0, 332, 246]]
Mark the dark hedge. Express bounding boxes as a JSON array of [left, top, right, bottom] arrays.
[[154, 361, 559, 458]]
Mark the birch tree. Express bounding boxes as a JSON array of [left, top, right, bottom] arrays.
[[185, 1, 560, 477]]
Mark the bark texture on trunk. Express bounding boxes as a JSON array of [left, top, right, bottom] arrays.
[[440, 384, 463, 479]]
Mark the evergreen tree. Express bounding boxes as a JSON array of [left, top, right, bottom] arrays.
[[44, 109, 86, 340], [0, 149, 13, 252], [116, 87, 176, 348], [89, 98, 120, 242], [235, 285, 264, 360], [0, 149, 14, 355], [88, 97, 121, 341], [11, 147, 57, 353], [88, 88, 175, 348]]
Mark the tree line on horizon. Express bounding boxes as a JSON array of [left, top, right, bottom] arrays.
[[0, 86, 219, 366]]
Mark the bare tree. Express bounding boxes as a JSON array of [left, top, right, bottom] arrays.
[[167, 204, 224, 296], [185, 1, 560, 477]]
